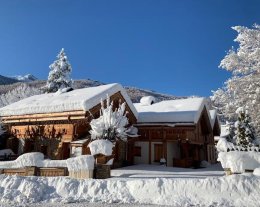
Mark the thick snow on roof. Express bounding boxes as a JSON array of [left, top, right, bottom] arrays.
[[0, 83, 138, 118], [134, 97, 208, 123]]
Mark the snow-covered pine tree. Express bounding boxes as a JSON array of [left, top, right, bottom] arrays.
[[89, 95, 135, 142], [234, 107, 255, 148], [211, 24, 260, 137], [45, 48, 73, 93]]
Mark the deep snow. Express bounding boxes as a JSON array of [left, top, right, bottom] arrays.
[[0, 164, 259, 207], [134, 97, 209, 123]]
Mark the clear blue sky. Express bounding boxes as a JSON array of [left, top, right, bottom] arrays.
[[0, 0, 259, 96]]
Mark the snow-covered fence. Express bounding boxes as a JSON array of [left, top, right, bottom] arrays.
[[216, 138, 260, 174], [0, 153, 95, 179]]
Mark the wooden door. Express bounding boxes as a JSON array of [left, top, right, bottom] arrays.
[[154, 144, 163, 162], [62, 143, 70, 159]]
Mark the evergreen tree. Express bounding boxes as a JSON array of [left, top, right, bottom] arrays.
[[45, 48, 72, 93], [234, 107, 255, 148]]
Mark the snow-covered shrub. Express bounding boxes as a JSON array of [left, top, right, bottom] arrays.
[[89, 95, 136, 142], [211, 24, 260, 137], [234, 107, 256, 148], [44, 48, 73, 93], [216, 138, 235, 152]]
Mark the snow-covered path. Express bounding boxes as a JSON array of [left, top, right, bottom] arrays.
[[110, 163, 224, 179]]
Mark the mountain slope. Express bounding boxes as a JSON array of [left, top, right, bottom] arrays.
[[12, 74, 38, 82], [0, 75, 19, 85], [0, 75, 183, 106]]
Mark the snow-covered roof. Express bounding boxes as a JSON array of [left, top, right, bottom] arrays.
[[0, 83, 138, 118], [134, 97, 208, 124]]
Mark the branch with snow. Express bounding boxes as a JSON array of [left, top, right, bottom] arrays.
[[211, 24, 260, 137], [89, 95, 137, 142]]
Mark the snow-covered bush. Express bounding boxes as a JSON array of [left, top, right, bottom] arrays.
[[44, 48, 73, 93], [234, 107, 255, 148], [89, 95, 136, 142], [216, 138, 235, 152], [211, 24, 260, 137]]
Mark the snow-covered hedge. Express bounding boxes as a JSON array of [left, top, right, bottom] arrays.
[[0, 152, 95, 171]]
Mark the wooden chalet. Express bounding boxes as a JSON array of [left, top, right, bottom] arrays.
[[0, 83, 138, 167], [129, 97, 219, 168]]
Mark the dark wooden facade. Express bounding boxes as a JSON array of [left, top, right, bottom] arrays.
[[1, 92, 137, 166], [130, 107, 217, 167]]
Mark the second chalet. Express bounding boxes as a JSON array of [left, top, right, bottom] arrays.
[[131, 97, 220, 168]]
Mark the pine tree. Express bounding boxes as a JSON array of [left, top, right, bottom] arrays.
[[234, 107, 255, 148], [45, 48, 72, 93]]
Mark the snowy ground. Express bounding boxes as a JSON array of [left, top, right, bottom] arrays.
[[110, 163, 225, 179], [0, 164, 259, 207]]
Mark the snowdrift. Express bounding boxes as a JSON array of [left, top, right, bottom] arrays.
[[0, 174, 259, 206]]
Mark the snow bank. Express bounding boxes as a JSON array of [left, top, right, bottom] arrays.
[[0, 174, 259, 206], [0, 83, 138, 119], [140, 96, 156, 106], [0, 152, 94, 171], [134, 97, 209, 123], [218, 151, 260, 173], [88, 140, 113, 156]]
